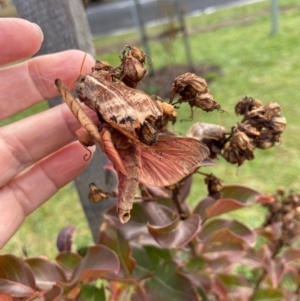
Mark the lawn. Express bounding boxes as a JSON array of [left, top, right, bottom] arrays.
[[1, 0, 300, 258]]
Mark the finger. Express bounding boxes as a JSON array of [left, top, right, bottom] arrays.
[[0, 50, 94, 119], [0, 141, 95, 248], [0, 102, 98, 187], [0, 18, 43, 66]]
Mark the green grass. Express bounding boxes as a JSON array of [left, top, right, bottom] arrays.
[[1, 0, 300, 257]]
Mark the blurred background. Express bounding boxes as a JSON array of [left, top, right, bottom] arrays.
[[1, 0, 300, 258]]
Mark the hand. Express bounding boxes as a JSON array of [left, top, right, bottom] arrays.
[[0, 18, 95, 248]]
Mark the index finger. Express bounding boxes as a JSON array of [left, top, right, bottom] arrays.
[[0, 50, 95, 119], [0, 18, 43, 66]]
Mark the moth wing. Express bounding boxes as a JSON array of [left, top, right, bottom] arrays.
[[55, 79, 104, 150], [100, 128, 127, 175], [139, 136, 210, 187], [91, 77, 162, 128]]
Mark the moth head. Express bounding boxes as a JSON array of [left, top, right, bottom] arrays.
[[75, 75, 97, 102]]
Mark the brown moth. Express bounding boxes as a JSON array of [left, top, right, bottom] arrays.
[[55, 64, 209, 223]]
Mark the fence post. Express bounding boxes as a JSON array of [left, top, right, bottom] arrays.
[[270, 0, 279, 35], [13, 0, 116, 241]]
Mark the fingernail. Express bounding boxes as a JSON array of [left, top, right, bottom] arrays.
[[31, 22, 44, 42]]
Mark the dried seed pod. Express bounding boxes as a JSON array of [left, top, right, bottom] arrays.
[[264, 102, 281, 119], [170, 72, 222, 113], [193, 92, 220, 112], [271, 116, 286, 133], [120, 55, 147, 88], [93, 60, 113, 72], [223, 144, 246, 166], [204, 174, 224, 199], [235, 96, 263, 115], [230, 130, 255, 154], [122, 45, 147, 64], [237, 123, 260, 138]]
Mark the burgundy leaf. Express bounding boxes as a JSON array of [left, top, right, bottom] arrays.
[[222, 184, 265, 203], [178, 175, 193, 203], [0, 255, 36, 289], [148, 214, 202, 248], [56, 226, 76, 252], [282, 248, 300, 264], [25, 257, 67, 291], [0, 279, 35, 298], [71, 245, 120, 283], [42, 284, 63, 301], [145, 261, 199, 301], [104, 202, 177, 241], [193, 196, 215, 219], [200, 218, 256, 247], [265, 259, 286, 288], [98, 222, 135, 276], [205, 196, 273, 219]]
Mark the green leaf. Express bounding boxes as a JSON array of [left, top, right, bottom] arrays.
[[143, 245, 173, 270], [71, 245, 120, 283], [25, 257, 67, 290], [98, 222, 136, 275], [0, 254, 36, 289], [251, 288, 283, 300], [147, 214, 201, 248], [55, 251, 82, 276], [218, 274, 251, 295], [144, 261, 198, 301], [78, 284, 106, 301]]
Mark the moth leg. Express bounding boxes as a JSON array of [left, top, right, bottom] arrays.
[[100, 128, 127, 176]]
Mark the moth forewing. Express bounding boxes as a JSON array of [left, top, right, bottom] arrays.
[[75, 75, 163, 132], [55, 79, 104, 152]]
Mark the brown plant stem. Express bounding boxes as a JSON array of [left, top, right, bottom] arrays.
[[171, 185, 186, 219]]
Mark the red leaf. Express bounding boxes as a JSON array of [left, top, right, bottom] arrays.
[[222, 184, 265, 203], [56, 226, 76, 252], [71, 245, 120, 283], [147, 214, 202, 248], [205, 196, 273, 219], [42, 284, 63, 301], [25, 257, 67, 291], [0, 254, 36, 289], [200, 219, 256, 247], [0, 279, 35, 298], [193, 196, 215, 219]]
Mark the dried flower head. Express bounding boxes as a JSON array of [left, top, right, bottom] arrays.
[[170, 73, 222, 113]]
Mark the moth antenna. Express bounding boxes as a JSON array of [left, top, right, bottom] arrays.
[[83, 146, 92, 161], [39, 75, 55, 84], [68, 52, 87, 90]]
